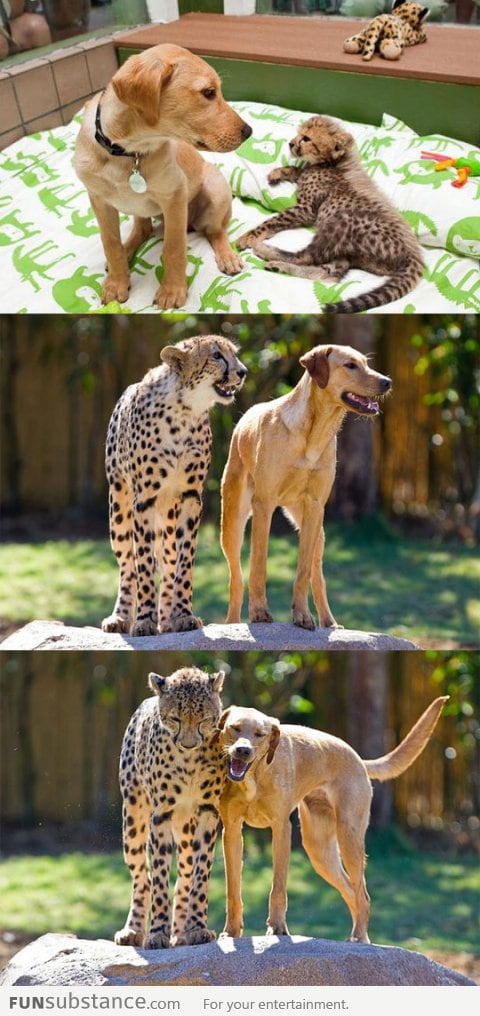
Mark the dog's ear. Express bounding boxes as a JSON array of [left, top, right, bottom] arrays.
[[266, 721, 281, 764], [160, 345, 188, 374], [112, 55, 175, 128], [211, 707, 231, 745], [299, 347, 331, 389]]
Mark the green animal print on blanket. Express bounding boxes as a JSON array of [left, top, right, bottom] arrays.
[[446, 218, 480, 259]]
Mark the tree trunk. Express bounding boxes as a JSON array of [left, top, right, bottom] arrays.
[[331, 318, 378, 521], [347, 652, 393, 829]]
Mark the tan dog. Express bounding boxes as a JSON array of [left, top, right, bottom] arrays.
[[217, 697, 448, 942], [73, 44, 251, 309], [221, 344, 392, 630]]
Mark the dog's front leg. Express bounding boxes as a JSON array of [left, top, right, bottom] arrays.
[[154, 186, 188, 310], [220, 817, 245, 938], [311, 526, 341, 629], [249, 496, 274, 624], [89, 193, 130, 304], [266, 819, 291, 936]]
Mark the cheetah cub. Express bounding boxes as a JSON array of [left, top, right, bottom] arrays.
[[102, 335, 246, 637], [115, 667, 226, 949], [237, 116, 424, 314]]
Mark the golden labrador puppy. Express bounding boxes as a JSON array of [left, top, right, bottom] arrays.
[[221, 344, 392, 630], [73, 44, 251, 309], [216, 697, 448, 942]]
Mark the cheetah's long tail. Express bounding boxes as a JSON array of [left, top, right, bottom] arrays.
[[324, 253, 425, 314]]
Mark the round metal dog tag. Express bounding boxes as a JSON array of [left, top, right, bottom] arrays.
[[129, 170, 148, 194]]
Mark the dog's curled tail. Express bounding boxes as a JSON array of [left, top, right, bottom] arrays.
[[364, 696, 449, 782], [323, 253, 424, 315]]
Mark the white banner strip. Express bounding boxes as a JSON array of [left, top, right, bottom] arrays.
[[0, 986, 478, 1016]]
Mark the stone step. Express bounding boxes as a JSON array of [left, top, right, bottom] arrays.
[[1, 620, 418, 652]]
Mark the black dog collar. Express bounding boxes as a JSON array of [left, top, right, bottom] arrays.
[[94, 94, 148, 193], [94, 96, 134, 157]]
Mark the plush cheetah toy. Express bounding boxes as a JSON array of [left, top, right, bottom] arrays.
[[343, 0, 430, 62]]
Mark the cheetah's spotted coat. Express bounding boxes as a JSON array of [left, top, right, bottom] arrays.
[[102, 335, 246, 637], [237, 116, 424, 314], [115, 667, 226, 949]]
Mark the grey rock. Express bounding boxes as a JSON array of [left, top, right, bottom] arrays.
[[1, 620, 418, 651], [0, 934, 473, 986]]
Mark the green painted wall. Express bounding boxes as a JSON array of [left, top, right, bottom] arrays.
[[113, 0, 148, 22], [179, 0, 224, 13]]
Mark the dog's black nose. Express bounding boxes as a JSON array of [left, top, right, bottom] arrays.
[[234, 744, 252, 759], [381, 376, 392, 391], [241, 122, 252, 141], [237, 367, 247, 380]]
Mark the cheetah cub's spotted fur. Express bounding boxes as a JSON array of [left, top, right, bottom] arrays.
[[102, 335, 246, 637], [237, 116, 424, 315], [115, 667, 226, 949], [344, 1, 430, 63]]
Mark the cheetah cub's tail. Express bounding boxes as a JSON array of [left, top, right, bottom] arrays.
[[324, 251, 424, 314]]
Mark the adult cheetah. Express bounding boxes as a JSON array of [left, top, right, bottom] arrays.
[[102, 335, 247, 637], [115, 667, 226, 949]]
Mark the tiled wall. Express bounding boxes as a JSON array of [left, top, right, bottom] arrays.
[[0, 36, 121, 150]]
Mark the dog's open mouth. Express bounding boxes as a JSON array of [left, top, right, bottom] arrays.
[[341, 392, 380, 415], [227, 756, 251, 782], [214, 382, 240, 401]]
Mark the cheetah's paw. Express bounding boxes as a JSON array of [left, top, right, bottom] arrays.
[[161, 613, 203, 634], [131, 618, 158, 637], [173, 927, 216, 947], [101, 615, 131, 634], [144, 930, 171, 950], [114, 927, 145, 947]]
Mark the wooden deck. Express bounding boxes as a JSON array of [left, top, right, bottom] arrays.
[[115, 14, 480, 87]]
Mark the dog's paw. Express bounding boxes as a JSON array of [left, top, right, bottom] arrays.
[[266, 921, 289, 936], [114, 927, 145, 947], [250, 606, 273, 624], [172, 927, 216, 947], [154, 283, 187, 310], [219, 925, 243, 939], [130, 617, 158, 637], [161, 613, 203, 634], [321, 618, 344, 630], [144, 930, 171, 950], [292, 607, 315, 631], [102, 276, 130, 304], [101, 614, 131, 634], [217, 249, 244, 275]]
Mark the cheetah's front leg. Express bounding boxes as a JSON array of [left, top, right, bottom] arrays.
[[172, 805, 220, 946], [115, 785, 151, 947], [102, 477, 137, 634], [160, 489, 204, 634], [144, 811, 174, 949], [236, 206, 314, 252], [131, 498, 158, 637]]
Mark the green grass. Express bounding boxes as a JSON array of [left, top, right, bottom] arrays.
[[1, 521, 479, 645], [1, 834, 478, 955]]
